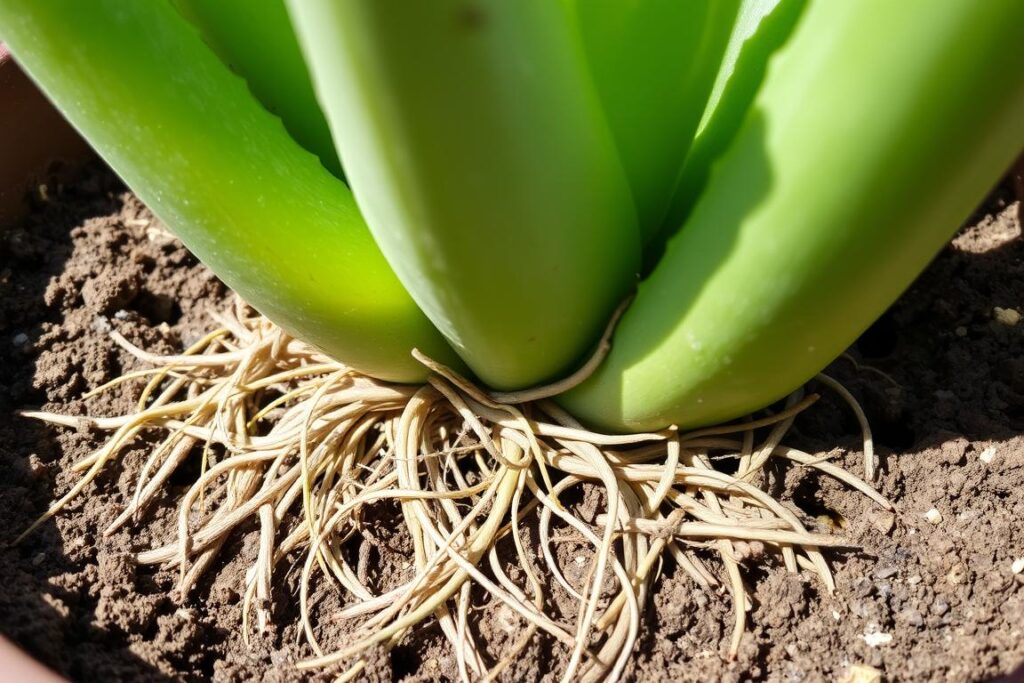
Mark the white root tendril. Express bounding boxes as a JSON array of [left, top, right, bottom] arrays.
[[19, 298, 891, 681]]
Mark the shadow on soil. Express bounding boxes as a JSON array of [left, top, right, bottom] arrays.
[[0, 166, 177, 682]]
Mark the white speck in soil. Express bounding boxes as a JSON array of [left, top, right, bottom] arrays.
[[91, 316, 112, 334], [993, 306, 1021, 326], [860, 630, 893, 648]]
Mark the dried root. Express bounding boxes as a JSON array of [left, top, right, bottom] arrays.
[[21, 299, 891, 682]]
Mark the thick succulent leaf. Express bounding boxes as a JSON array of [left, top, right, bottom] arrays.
[[562, 0, 1024, 431], [289, 0, 641, 390], [172, 0, 343, 177], [0, 0, 457, 382]]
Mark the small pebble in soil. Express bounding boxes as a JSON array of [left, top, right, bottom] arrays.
[[861, 629, 893, 648], [1011, 558, 1024, 575], [871, 511, 896, 534], [931, 597, 950, 616], [979, 446, 997, 464], [993, 306, 1021, 326], [874, 565, 898, 580], [12, 332, 28, 346], [902, 609, 925, 628], [924, 508, 943, 525]]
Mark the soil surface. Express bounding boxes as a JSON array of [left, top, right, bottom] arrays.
[[1, 163, 1023, 682]]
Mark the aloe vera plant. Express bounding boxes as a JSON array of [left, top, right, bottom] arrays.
[[3, 0, 1023, 679]]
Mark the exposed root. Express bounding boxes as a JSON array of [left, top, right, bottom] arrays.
[[20, 299, 891, 681]]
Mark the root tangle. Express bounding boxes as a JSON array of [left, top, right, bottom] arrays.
[[22, 300, 891, 681]]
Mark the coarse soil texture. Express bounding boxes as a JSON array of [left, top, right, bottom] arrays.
[[1, 164, 1023, 682]]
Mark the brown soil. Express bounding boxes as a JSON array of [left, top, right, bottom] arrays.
[[1, 163, 1023, 682]]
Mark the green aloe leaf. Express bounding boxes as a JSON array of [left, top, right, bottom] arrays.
[[562, 0, 1024, 431], [288, 0, 640, 390], [659, 0, 806, 238], [569, 0, 740, 243], [171, 0, 343, 178], [0, 0, 457, 382]]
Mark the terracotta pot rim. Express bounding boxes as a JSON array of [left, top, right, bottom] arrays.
[[0, 42, 93, 229]]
